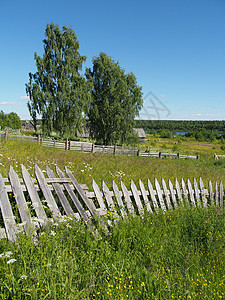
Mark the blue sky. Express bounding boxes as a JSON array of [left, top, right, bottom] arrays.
[[0, 0, 225, 120]]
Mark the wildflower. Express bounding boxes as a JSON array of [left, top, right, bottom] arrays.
[[7, 258, 16, 264], [20, 275, 27, 280], [81, 170, 84, 172], [50, 230, 56, 236], [4, 251, 13, 258]]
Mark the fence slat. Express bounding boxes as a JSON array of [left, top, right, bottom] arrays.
[[130, 180, 144, 215], [208, 180, 214, 206], [102, 181, 119, 219], [162, 178, 172, 209], [193, 178, 201, 207], [112, 181, 127, 218], [155, 179, 166, 212], [147, 179, 159, 212], [181, 178, 189, 206], [121, 181, 136, 215], [92, 180, 107, 215], [9, 166, 32, 235], [215, 181, 219, 206], [35, 165, 62, 219], [169, 179, 178, 208], [175, 178, 183, 206], [0, 173, 17, 242], [46, 167, 75, 216], [139, 179, 153, 213], [220, 181, 223, 207], [199, 177, 207, 208], [21, 164, 48, 225], [187, 179, 196, 207]]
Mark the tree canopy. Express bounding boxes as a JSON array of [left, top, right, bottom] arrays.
[[26, 23, 91, 137], [86, 52, 143, 145], [0, 111, 21, 130]]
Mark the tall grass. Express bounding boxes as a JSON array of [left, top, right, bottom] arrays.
[[0, 207, 225, 299]]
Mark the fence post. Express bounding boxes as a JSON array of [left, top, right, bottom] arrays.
[[65, 138, 69, 151], [5, 129, 8, 141], [197, 155, 200, 159], [114, 144, 117, 155], [177, 153, 180, 159], [137, 150, 140, 156], [159, 152, 162, 158], [92, 143, 95, 153], [81, 143, 84, 152]]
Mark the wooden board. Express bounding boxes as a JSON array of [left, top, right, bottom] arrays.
[[162, 178, 172, 209], [9, 166, 32, 235], [0, 173, 17, 242], [112, 181, 127, 218], [155, 179, 166, 212], [35, 165, 61, 219], [46, 167, 75, 216], [130, 180, 144, 215], [169, 179, 178, 209], [187, 179, 196, 207], [147, 179, 159, 212], [21, 164, 48, 225], [193, 178, 201, 207], [199, 177, 207, 208], [139, 179, 153, 213], [121, 181, 135, 215]]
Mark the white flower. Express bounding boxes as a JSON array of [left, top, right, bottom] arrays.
[[4, 251, 13, 258], [46, 263, 51, 267], [0, 253, 4, 258], [7, 258, 16, 264], [81, 170, 84, 172], [50, 230, 56, 236], [66, 224, 72, 228], [20, 275, 27, 280]]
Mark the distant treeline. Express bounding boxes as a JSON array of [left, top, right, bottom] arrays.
[[135, 120, 225, 133]]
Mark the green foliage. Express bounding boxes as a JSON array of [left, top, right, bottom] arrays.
[[159, 129, 172, 139], [26, 23, 91, 137], [0, 111, 21, 130], [1, 207, 225, 299], [86, 52, 143, 145]]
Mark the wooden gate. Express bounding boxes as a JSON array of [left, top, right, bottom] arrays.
[[0, 165, 224, 242]]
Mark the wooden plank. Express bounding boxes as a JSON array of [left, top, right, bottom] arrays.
[[215, 181, 219, 206], [46, 167, 75, 216], [0, 228, 6, 239], [21, 164, 48, 225], [0, 173, 17, 242], [92, 180, 107, 215], [112, 181, 127, 218], [208, 180, 214, 206], [169, 179, 178, 209], [175, 178, 183, 206], [219, 181, 223, 207], [162, 178, 172, 209], [102, 181, 119, 219], [193, 178, 201, 207], [155, 179, 166, 212], [130, 180, 144, 215], [64, 167, 100, 218], [147, 179, 159, 212], [121, 181, 136, 215], [55, 166, 99, 235], [187, 179, 196, 207], [181, 178, 189, 206], [199, 177, 207, 208], [139, 179, 153, 213], [35, 164, 61, 219], [8, 166, 32, 235]]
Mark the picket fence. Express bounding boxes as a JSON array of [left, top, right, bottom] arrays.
[[0, 165, 224, 242]]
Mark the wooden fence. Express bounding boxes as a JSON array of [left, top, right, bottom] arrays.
[[1, 132, 225, 160], [0, 165, 224, 242]]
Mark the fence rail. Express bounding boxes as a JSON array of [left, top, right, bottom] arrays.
[[0, 165, 224, 242], [0, 132, 224, 160]]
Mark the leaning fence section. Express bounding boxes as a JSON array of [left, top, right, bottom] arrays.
[[0, 165, 224, 242]]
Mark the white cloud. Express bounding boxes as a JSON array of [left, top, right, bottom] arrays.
[[0, 102, 22, 106], [19, 96, 29, 101]]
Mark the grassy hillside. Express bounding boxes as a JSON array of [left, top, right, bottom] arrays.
[[0, 140, 225, 299]]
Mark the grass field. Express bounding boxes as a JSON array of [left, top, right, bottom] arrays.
[[0, 140, 225, 299]]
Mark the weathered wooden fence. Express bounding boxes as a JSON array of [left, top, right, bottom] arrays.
[[0, 165, 224, 242]]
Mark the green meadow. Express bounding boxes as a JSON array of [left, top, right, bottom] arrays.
[[0, 140, 225, 299]]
